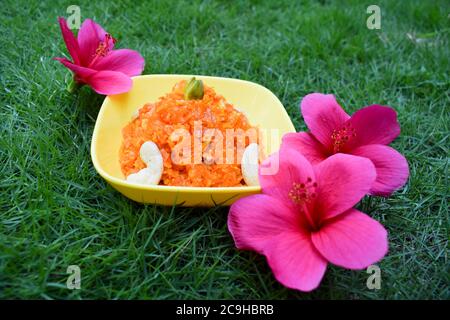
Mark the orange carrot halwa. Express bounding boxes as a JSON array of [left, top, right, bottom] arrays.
[[119, 80, 259, 187]]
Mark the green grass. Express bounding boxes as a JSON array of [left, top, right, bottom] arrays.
[[0, 0, 449, 299]]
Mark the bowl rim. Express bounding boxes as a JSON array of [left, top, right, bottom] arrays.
[[90, 74, 295, 193]]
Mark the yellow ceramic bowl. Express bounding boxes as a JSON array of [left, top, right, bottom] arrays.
[[91, 74, 295, 206]]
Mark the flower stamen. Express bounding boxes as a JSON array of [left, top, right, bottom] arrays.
[[89, 34, 116, 67], [288, 177, 317, 205], [95, 33, 115, 57], [288, 177, 319, 231], [331, 124, 356, 153]]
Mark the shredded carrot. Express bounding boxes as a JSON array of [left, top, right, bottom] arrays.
[[119, 80, 258, 187]]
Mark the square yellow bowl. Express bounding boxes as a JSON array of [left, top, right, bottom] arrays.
[[91, 74, 295, 207]]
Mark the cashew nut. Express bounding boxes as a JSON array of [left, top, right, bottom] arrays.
[[126, 141, 163, 185], [241, 143, 260, 186]]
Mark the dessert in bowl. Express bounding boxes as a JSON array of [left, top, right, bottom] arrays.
[[91, 74, 295, 206]]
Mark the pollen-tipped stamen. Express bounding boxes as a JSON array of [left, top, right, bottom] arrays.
[[288, 177, 319, 231], [331, 124, 356, 153], [288, 177, 317, 205], [89, 34, 115, 67]]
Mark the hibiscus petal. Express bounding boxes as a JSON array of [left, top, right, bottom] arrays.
[[54, 57, 96, 80], [265, 232, 328, 291], [351, 144, 409, 196], [259, 144, 315, 208], [300, 93, 350, 150], [85, 70, 132, 95], [314, 153, 376, 221], [91, 49, 145, 76], [311, 209, 388, 269], [282, 132, 328, 165], [346, 105, 400, 149], [228, 194, 327, 292], [77, 19, 110, 66], [57, 17, 80, 65], [228, 194, 303, 251]]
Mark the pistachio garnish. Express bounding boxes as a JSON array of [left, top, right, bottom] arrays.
[[184, 77, 204, 100]]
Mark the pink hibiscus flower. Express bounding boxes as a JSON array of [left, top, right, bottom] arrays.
[[283, 93, 409, 196], [54, 17, 145, 95], [228, 145, 388, 292]]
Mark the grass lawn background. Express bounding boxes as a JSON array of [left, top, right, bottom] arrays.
[[0, 0, 448, 299]]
